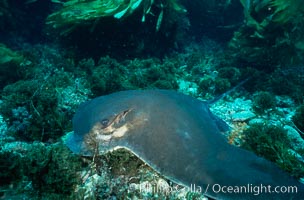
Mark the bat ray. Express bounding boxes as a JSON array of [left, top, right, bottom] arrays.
[[64, 90, 304, 199]]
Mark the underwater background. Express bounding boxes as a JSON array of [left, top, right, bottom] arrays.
[[0, 0, 304, 199]]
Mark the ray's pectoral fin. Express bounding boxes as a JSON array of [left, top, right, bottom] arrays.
[[84, 109, 133, 153]]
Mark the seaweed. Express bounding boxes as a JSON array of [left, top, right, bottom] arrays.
[[1, 74, 73, 141], [241, 123, 304, 178], [0, 44, 26, 89], [46, 0, 186, 33], [232, 0, 304, 68], [0, 67, 89, 142], [0, 142, 82, 198], [292, 104, 304, 134], [79, 56, 179, 96], [252, 91, 276, 113], [198, 75, 231, 97]]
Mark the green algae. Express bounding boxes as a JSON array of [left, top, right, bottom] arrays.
[[233, 0, 304, 67], [79, 56, 179, 95], [47, 0, 146, 29], [47, 0, 185, 34], [241, 123, 304, 178], [253, 91, 276, 114], [1, 74, 82, 141], [0, 47, 90, 142], [292, 104, 304, 133], [0, 44, 24, 65], [0, 142, 82, 198], [0, 44, 26, 88]]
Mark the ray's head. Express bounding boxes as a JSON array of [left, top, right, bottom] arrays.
[[83, 108, 134, 153], [64, 92, 149, 156]]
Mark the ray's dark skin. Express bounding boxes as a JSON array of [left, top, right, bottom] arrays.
[[65, 90, 304, 200]]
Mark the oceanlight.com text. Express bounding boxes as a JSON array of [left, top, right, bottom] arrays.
[[134, 182, 299, 196], [211, 184, 298, 196]]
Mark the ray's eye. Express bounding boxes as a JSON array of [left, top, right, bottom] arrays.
[[101, 119, 109, 127]]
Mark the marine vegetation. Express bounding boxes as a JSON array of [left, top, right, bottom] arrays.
[[241, 123, 304, 178], [0, 45, 91, 142], [259, 66, 304, 102], [0, 44, 26, 88], [230, 0, 304, 68], [292, 104, 304, 134], [252, 91, 276, 113], [0, 142, 82, 198], [198, 75, 231, 97], [46, 0, 186, 34], [78, 56, 179, 95], [240, 0, 304, 27], [0, 44, 24, 65]]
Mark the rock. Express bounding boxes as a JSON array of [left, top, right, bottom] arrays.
[[284, 125, 304, 151], [178, 79, 198, 96], [232, 111, 256, 122], [248, 118, 265, 125]]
